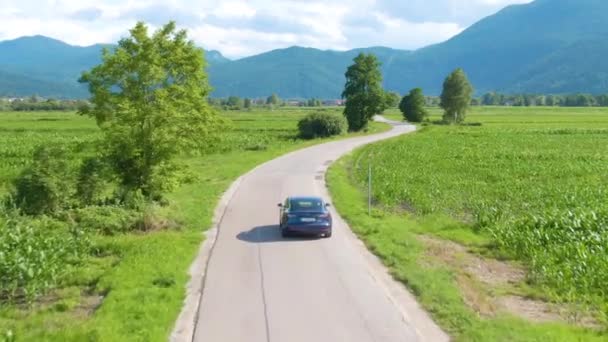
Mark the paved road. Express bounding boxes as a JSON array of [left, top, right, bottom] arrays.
[[192, 118, 448, 342]]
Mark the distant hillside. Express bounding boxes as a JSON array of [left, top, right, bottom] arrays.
[[383, 0, 608, 95], [0, 69, 85, 98], [1, 0, 608, 98], [208, 46, 409, 98], [507, 38, 608, 94], [0, 36, 229, 98], [212, 0, 608, 97], [209, 0, 608, 97]]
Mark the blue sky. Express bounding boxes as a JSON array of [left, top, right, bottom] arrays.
[[0, 0, 532, 58]]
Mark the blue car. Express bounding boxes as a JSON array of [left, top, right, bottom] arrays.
[[278, 196, 332, 238]]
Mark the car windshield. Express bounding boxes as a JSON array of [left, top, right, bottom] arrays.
[[290, 198, 323, 212]]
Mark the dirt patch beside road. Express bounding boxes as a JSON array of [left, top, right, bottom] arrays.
[[419, 235, 598, 327]]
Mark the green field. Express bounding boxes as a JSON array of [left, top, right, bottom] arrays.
[[328, 106, 608, 340], [0, 108, 388, 341]]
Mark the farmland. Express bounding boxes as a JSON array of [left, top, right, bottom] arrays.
[[328, 106, 608, 340], [0, 108, 351, 191], [0, 108, 388, 341]]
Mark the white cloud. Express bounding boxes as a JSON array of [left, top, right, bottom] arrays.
[[213, 1, 257, 19], [375, 0, 533, 25], [0, 0, 533, 58]]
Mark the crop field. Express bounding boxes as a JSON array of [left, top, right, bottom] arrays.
[[0, 107, 385, 341], [0, 108, 341, 193], [0, 112, 98, 193], [324, 106, 608, 340], [351, 107, 608, 309]]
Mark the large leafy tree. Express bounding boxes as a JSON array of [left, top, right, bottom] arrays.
[[342, 53, 385, 131], [399, 88, 428, 123], [440, 68, 473, 124], [79, 21, 223, 199]]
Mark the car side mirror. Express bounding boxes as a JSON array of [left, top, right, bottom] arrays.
[[277, 203, 283, 207], [325, 203, 331, 207]]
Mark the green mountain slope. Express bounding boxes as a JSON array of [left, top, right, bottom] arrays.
[[0, 36, 229, 98], [386, 0, 608, 94], [0, 36, 104, 97], [208, 46, 409, 98], [0, 69, 86, 98], [508, 39, 608, 93], [211, 0, 608, 97], [1, 0, 607, 98]]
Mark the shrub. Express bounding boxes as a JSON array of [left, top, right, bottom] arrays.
[[135, 204, 177, 232], [298, 112, 346, 139], [0, 215, 90, 302], [76, 157, 108, 206], [121, 189, 147, 210], [72, 204, 176, 235], [11, 146, 75, 215], [72, 206, 140, 235]]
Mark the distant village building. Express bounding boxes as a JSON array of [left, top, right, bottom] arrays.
[[286, 100, 301, 106], [323, 99, 345, 106]]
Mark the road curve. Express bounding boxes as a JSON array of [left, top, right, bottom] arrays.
[[189, 118, 448, 342]]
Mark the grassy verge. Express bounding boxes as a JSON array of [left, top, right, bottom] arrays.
[[0, 109, 389, 341], [327, 151, 606, 341]]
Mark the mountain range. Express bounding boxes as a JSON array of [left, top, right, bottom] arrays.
[[1, 0, 607, 99]]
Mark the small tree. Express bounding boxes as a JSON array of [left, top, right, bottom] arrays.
[[342, 53, 385, 131], [226, 96, 243, 110], [399, 88, 428, 123], [243, 98, 252, 109], [307, 98, 322, 107], [266, 93, 280, 106], [440, 68, 473, 124], [385, 91, 401, 108], [76, 157, 108, 206], [79, 22, 223, 199]]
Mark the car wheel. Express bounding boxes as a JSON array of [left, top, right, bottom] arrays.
[[281, 228, 290, 238], [324, 230, 332, 238]]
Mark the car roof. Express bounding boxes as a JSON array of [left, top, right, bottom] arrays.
[[289, 196, 323, 202]]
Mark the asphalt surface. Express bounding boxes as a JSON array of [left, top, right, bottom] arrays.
[[192, 118, 448, 342]]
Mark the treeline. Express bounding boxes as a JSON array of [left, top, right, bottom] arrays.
[[0, 96, 89, 111], [5, 92, 608, 113], [207, 92, 608, 111], [208, 94, 284, 110], [209, 96, 258, 110], [478, 92, 608, 107], [208, 94, 337, 110], [397, 93, 608, 107]]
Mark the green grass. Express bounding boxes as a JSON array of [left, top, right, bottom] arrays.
[[0, 107, 389, 341], [327, 106, 608, 340]]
